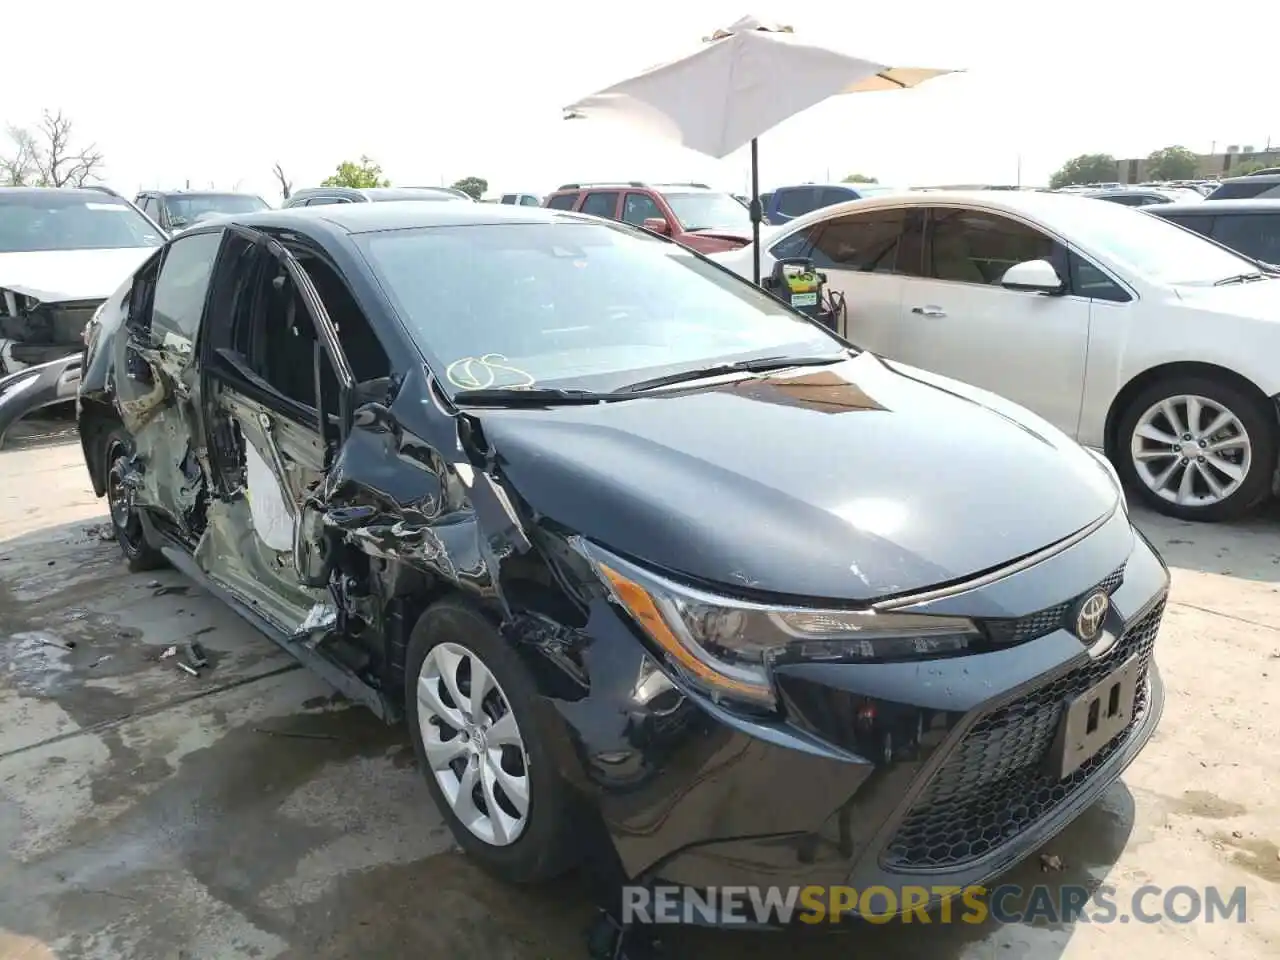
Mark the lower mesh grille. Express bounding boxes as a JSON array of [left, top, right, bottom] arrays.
[[882, 596, 1165, 870]]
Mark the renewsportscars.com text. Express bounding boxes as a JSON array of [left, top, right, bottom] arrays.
[[622, 883, 1249, 926]]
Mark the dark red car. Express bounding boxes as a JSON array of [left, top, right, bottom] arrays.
[[543, 181, 752, 253]]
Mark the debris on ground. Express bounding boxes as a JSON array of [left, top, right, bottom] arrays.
[[85, 523, 116, 542], [36, 636, 75, 652], [159, 645, 178, 660], [254, 727, 340, 741], [88, 655, 112, 669], [146, 580, 162, 589], [177, 662, 199, 677], [185, 640, 208, 668], [1039, 853, 1064, 872]]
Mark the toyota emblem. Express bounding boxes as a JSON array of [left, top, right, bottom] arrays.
[[1074, 591, 1110, 643]]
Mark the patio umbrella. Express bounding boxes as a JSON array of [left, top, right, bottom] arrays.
[[563, 15, 959, 282]]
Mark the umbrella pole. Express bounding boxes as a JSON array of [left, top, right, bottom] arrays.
[[750, 137, 761, 285]]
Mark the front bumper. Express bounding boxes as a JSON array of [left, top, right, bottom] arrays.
[[557, 508, 1168, 914]]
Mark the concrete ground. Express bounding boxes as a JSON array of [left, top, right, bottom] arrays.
[[1, 419, 1277, 959]]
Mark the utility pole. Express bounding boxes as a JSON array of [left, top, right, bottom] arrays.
[[1016, 154, 1022, 188]]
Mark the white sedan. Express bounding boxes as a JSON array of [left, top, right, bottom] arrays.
[[712, 190, 1280, 521]]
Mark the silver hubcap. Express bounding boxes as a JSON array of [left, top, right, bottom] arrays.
[[416, 641, 530, 846], [1131, 394, 1251, 507]]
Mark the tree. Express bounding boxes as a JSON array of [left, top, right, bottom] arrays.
[[321, 155, 390, 188], [450, 176, 488, 199], [2, 109, 104, 187], [1226, 159, 1275, 177], [1145, 145, 1198, 181], [842, 173, 878, 183], [1048, 153, 1119, 189], [272, 162, 292, 200]]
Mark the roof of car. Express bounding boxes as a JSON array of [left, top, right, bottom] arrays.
[[290, 185, 464, 201], [1149, 198, 1280, 215], [1219, 174, 1280, 185], [146, 190, 257, 197], [0, 187, 130, 202], [771, 188, 1136, 235], [229, 200, 594, 235]]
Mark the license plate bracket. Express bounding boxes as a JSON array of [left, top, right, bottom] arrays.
[[1049, 654, 1141, 780]]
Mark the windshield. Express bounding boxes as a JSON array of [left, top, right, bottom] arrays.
[[1048, 198, 1261, 284], [662, 192, 752, 233], [357, 221, 842, 394], [165, 194, 268, 224], [0, 193, 164, 253]]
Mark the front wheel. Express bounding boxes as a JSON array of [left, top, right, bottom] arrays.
[[102, 426, 167, 571], [1115, 375, 1276, 522], [405, 597, 579, 883]]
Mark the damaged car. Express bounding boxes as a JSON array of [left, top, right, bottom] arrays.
[[60, 201, 1167, 951], [0, 188, 164, 443]]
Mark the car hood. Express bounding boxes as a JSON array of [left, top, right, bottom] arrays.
[[1172, 276, 1280, 320], [474, 353, 1120, 602], [0, 248, 157, 302]]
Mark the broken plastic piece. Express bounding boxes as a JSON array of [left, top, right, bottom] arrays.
[[159, 645, 177, 660]]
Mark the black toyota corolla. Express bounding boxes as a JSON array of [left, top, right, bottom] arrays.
[[59, 202, 1164, 942]]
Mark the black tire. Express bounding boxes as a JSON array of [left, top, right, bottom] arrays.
[[1114, 374, 1276, 522], [405, 596, 579, 883], [101, 426, 167, 571]]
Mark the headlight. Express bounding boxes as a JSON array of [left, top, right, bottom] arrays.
[[1086, 447, 1127, 512], [580, 542, 979, 710]]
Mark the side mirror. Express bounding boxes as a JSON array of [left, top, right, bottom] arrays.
[[641, 216, 671, 235], [1001, 259, 1066, 295]]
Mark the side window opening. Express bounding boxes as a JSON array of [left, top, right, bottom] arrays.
[[1068, 251, 1131, 303], [768, 226, 819, 262], [296, 252, 392, 390], [810, 210, 904, 273], [222, 239, 391, 416], [546, 193, 577, 211], [927, 209, 1057, 285], [148, 230, 224, 353]]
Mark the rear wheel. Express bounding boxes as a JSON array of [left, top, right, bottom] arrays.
[[405, 597, 579, 883], [1115, 375, 1276, 521], [102, 426, 166, 571]]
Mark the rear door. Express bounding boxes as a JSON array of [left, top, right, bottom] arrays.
[[113, 229, 225, 534], [894, 206, 1091, 435], [801, 207, 910, 343], [579, 190, 622, 220]]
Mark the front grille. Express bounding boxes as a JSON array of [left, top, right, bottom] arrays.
[[984, 565, 1125, 646], [883, 596, 1164, 871]]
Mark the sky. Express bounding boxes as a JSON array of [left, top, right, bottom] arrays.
[[5, 2, 1278, 203]]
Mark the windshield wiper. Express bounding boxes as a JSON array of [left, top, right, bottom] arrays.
[[451, 387, 616, 406], [1214, 271, 1274, 286], [618, 355, 845, 394]]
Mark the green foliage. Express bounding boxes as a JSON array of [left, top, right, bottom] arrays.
[[842, 173, 878, 183], [1227, 159, 1276, 177], [1145, 145, 1198, 181], [1049, 153, 1119, 189], [450, 176, 488, 199], [321, 155, 390, 188]]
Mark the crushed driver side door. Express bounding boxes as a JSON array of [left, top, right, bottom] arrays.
[[195, 225, 354, 638]]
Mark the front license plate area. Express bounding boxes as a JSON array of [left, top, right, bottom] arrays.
[[1050, 655, 1141, 780]]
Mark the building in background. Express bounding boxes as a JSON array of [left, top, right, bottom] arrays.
[[1120, 146, 1280, 183]]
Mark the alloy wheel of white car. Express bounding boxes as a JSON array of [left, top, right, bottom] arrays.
[[416, 640, 531, 846], [1129, 393, 1252, 508]]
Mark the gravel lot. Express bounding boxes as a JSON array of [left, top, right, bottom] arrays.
[[1, 421, 1277, 959]]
